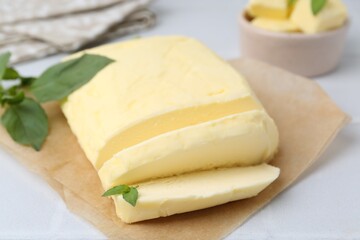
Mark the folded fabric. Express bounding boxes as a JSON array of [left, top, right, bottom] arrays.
[[0, 0, 156, 63]]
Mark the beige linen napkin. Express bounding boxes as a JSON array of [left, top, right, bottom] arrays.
[[0, 0, 156, 63]]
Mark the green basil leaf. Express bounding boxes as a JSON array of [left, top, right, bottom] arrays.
[[1, 91, 25, 105], [30, 54, 114, 103], [20, 77, 36, 86], [1, 98, 48, 150], [3, 67, 20, 80], [2, 67, 35, 87], [102, 185, 130, 197], [7, 86, 18, 95], [311, 0, 327, 15], [123, 187, 138, 207], [102, 185, 138, 207], [288, 0, 297, 6], [0, 52, 11, 78]]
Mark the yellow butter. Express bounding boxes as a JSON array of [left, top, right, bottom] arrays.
[[61, 36, 280, 223], [290, 0, 347, 34], [62, 36, 264, 169], [114, 164, 280, 223], [247, 0, 289, 20], [99, 110, 278, 188], [252, 17, 300, 32]]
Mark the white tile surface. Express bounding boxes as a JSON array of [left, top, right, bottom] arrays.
[[0, 0, 359, 239]]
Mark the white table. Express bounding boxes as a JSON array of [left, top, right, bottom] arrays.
[[1, 0, 359, 239]]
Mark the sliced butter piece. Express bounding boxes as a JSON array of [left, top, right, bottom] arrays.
[[290, 0, 347, 34], [252, 18, 300, 32], [99, 110, 278, 188], [61, 36, 262, 169], [247, 0, 289, 20], [114, 164, 280, 223]]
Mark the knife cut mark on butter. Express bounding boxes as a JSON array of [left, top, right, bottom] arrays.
[[97, 96, 261, 169], [99, 110, 278, 188]]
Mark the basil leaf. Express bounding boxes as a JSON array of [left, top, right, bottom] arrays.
[[0, 52, 11, 78], [31, 54, 114, 103], [311, 0, 327, 15], [102, 185, 130, 197], [1, 91, 25, 105], [2, 67, 35, 86], [3, 67, 20, 80], [102, 185, 138, 206], [20, 77, 36, 86], [123, 187, 138, 207], [288, 0, 297, 6], [1, 98, 48, 150]]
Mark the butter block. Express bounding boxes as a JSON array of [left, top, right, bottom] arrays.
[[247, 0, 289, 20], [99, 110, 278, 188], [114, 164, 280, 223], [62, 36, 265, 169], [290, 0, 347, 34], [252, 18, 300, 32]]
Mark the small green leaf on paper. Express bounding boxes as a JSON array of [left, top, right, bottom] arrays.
[[1, 98, 48, 151], [311, 0, 327, 15]]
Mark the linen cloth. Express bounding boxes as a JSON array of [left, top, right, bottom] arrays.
[[0, 0, 155, 63]]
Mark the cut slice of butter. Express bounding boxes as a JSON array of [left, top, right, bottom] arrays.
[[252, 18, 300, 32], [99, 110, 278, 188], [114, 164, 280, 223], [247, 0, 289, 20], [61, 36, 264, 169], [290, 0, 347, 34]]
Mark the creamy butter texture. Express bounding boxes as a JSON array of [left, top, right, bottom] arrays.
[[62, 36, 280, 223], [247, 0, 289, 19], [247, 0, 347, 34], [114, 164, 280, 223], [290, 0, 347, 34]]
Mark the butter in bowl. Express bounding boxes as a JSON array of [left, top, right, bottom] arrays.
[[239, 0, 349, 77]]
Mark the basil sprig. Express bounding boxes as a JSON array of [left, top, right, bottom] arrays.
[[0, 52, 140, 207], [0, 52, 113, 150], [311, 0, 327, 15], [103, 185, 139, 206]]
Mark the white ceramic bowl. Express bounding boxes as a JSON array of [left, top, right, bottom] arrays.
[[239, 12, 349, 77]]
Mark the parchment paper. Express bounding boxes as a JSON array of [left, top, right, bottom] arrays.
[[0, 59, 349, 240]]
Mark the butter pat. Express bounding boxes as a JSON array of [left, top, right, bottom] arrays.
[[247, 0, 289, 20], [99, 110, 278, 188], [290, 0, 347, 34], [114, 164, 280, 223], [62, 36, 265, 169], [252, 18, 299, 32]]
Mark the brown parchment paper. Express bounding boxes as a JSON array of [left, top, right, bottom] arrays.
[[0, 59, 349, 240]]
